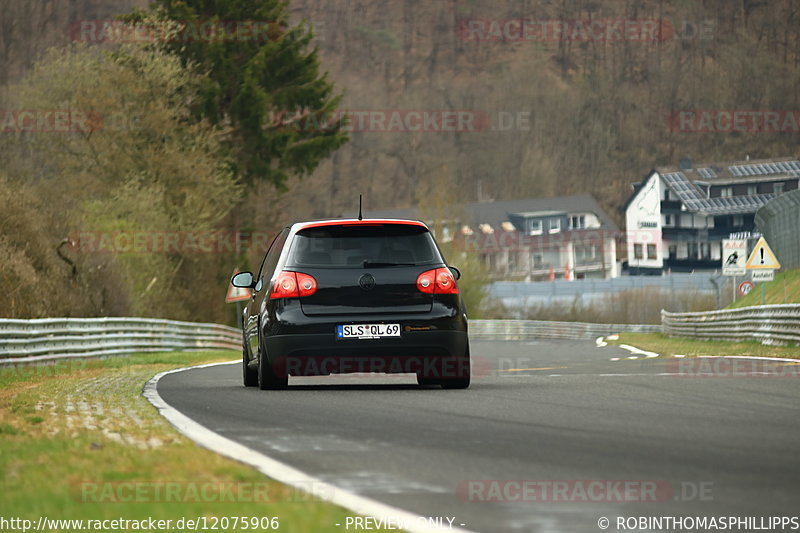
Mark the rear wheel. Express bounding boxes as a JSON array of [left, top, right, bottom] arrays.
[[242, 342, 258, 387], [258, 346, 288, 390], [441, 344, 470, 389], [416, 375, 439, 386]]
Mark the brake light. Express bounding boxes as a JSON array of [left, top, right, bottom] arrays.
[[296, 272, 317, 296], [435, 268, 457, 293], [269, 271, 317, 299], [416, 268, 458, 294]]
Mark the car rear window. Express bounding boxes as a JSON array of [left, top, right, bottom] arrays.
[[287, 224, 441, 268]]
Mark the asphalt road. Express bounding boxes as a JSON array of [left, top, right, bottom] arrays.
[[157, 340, 800, 533]]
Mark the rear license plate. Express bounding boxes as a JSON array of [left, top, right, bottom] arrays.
[[337, 324, 401, 339]]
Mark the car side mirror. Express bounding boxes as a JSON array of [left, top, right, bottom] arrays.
[[448, 266, 461, 280], [231, 271, 255, 288]]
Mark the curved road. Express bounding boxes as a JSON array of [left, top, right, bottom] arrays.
[[158, 340, 800, 533]]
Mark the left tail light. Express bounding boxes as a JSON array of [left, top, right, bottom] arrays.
[[416, 268, 458, 294], [269, 271, 317, 299]]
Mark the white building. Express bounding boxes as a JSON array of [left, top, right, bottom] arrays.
[[624, 157, 800, 274], [369, 194, 620, 281]]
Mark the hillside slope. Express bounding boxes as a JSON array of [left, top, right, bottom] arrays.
[[730, 270, 800, 308], [2, 0, 799, 222]]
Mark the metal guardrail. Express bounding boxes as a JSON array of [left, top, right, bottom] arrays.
[[0, 317, 241, 364], [0, 317, 662, 364], [469, 319, 660, 340], [756, 188, 800, 270], [662, 304, 800, 345]]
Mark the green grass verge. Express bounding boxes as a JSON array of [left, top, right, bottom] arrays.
[[729, 268, 800, 308], [0, 352, 399, 532], [607, 333, 800, 358]]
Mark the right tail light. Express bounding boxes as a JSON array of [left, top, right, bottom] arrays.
[[416, 268, 458, 294]]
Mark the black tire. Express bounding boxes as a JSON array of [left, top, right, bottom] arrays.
[[416, 374, 439, 386], [258, 346, 288, 390], [242, 342, 258, 387], [441, 344, 470, 389]]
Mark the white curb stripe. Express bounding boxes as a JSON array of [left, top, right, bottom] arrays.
[[143, 360, 477, 533], [618, 344, 660, 358]]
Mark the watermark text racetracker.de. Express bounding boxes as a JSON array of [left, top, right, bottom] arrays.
[[71, 19, 282, 43], [267, 109, 531, 133], [668, 110, 800, 133], [78, 481, 332, 503], [667, 357, 800, 378], [458, 480, 712, 503], [67, 231, 278, 255], [1, 109, 142, 134], [458, 18, 715, 42]]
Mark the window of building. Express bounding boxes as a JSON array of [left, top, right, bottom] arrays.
[[549, 218, 561, 233], [663, 189, 670, 201], [531, 253, 543, 268], [668, 245, 677, 260], [568, 215, 585, 230], [633, 243, 643, 260], [720, 187, 733, 197], [747, 185, 758, 195], [664, 214, 672, 226], [688, 242, 699, 259], [774, 182, 785, 195], [528, 219, 542, 235], [647, 244, 657, 260], [732, 214, 744, 226], [506, 252, 515, 273]]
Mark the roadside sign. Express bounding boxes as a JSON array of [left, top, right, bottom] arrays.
[[738, 281, 754, 296], [745, 237, 781, 270], [225, 269, 252, 303], [751, 270, 774, 283], [722, 239, 747, 276]]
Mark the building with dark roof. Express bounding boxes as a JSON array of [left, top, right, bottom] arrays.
[[366, 194, 621, 281], [624, 157, 800, 274]]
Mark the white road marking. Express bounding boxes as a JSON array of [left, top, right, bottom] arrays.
[[595, 336, 607, 347], [619, 344, 659, 358], [143, 360, 477, 533]]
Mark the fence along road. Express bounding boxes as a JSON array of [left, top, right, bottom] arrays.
[[0, 317, 240, 363], [0, 317, 660, 364], [662, 304, 800, 345]]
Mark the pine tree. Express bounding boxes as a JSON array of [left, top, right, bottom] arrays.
[[125, 0, 348, 188]]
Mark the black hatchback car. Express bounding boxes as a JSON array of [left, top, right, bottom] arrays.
[[231, 218, 470, 390]]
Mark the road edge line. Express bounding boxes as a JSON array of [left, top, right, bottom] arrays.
[[143, 360, 477, 533]]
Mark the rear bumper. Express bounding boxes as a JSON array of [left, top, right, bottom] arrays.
[[259, 298, 468, 377], [263, 320, 467, 377]]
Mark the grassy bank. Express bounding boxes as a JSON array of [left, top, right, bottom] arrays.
[[0, 352, 396, 532], [607, 333, 800, 358], [729, 269, 800, 308]]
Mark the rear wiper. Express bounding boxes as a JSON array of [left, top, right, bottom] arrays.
[[362, 261, 417, 268]]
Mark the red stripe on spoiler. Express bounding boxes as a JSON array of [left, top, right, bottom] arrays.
[[297, 219, 428, 230]]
